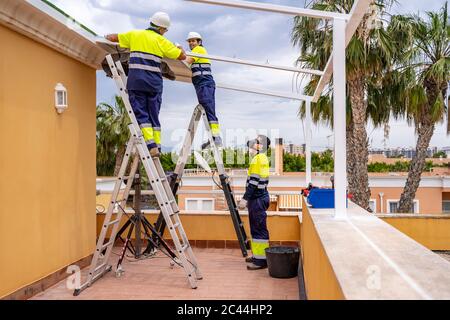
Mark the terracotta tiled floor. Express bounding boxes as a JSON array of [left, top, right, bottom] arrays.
[[31, 248, 299, 300]]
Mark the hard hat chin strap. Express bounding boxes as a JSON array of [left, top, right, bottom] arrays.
[[147, 25, 163, 35]]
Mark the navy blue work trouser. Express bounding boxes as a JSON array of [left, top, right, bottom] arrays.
[[248, 193, 270, 266], [195, 84, 220, 137], [128, 90, 162, 150]]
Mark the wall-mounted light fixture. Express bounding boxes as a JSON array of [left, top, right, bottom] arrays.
[[55, 83, 68, 114]]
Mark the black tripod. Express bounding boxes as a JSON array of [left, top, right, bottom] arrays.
[[114, 170, 176, 276]]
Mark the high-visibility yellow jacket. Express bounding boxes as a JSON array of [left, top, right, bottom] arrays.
[[243, 153, 270, 200], [190, 45, 215, 87], [118, 29, 181, 92]]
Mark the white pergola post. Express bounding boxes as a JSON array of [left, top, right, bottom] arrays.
[[332, 17, 348, 219], [305, 100, 312, 185]]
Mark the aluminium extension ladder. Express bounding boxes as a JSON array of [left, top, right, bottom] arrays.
[[153, 104, 251, 257], [74, 55, 202, 295]]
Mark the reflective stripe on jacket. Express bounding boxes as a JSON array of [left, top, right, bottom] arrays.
[[118, 29, 181, 92], [190, 45, 215, 87], [243, 153, 270, 200]]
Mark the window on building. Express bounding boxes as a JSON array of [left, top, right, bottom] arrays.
[[369, 199, 377, 213], [185, 199, 214, 212], [443, 201, 450, 213], [387, 200, 419, 213]]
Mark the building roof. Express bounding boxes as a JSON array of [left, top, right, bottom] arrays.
[[0, 0, 192, 80], [0, 0, 107, 68]]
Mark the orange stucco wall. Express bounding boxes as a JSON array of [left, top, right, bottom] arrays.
[[95, 211, 300, 242], [0, 25, 96, 298], [370, 187, 444, 214], [381, 216, 450, 250]]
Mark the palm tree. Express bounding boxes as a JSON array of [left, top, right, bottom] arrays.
[[292, 0, 395, 210], [96, 96, 130, 176], [386, 3, 449, 212]]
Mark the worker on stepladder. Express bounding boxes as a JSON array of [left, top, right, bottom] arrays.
[[238, 135, 271, 270], [105, 12, 186, 157], [184, 32, 222, 149]]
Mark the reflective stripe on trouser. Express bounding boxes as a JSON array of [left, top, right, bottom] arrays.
[[209, 122, 220, 137], [128, 90, 162, 150], [195, 84, 220, 137], [248, 193, 270, 266], [141, 126, 161, 148], [251, 239, 269, 261]]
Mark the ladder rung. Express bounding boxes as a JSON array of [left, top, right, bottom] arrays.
[[151, 177, 166, 183], [180, 244, 189, 253], [105, 219, 120, 227], [101, 241, 114, 251], [170, 210, 180, 217], [93, 263, 108, 274], [172, 222, 180, 229]]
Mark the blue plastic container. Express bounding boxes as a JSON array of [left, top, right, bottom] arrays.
[[308, 188, 345, 209]]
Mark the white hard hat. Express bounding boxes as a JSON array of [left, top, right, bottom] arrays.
[[151, 12, 171, 29], [186, 31, 202, 41]]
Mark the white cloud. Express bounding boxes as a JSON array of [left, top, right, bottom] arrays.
[[55, 0, 449, 149]]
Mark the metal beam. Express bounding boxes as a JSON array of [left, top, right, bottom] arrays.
[[312, 0, 372, 102], [185, 0, 350, 20], [216, 82, 312, 101], [186, 52, 324, 76], [305, 100, 312, 185], [333, 17, 347, 219]]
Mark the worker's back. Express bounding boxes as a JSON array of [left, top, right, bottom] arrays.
[[118, 29, 181, 93]]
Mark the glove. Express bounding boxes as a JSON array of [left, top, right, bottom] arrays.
[[238, 199, 248, 210]]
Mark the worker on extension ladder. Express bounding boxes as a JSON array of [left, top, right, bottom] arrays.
[[238, 135, 271, 270], [105, 12, 187, 157], [184, 32, 222, 149]]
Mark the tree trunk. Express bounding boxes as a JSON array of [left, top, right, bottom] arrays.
[[398, 79, 441, 213], [346, 118, 356, 194], [347, 74, 371, 210], [113, 145, 126, 176], [397, 121, 435, 213]]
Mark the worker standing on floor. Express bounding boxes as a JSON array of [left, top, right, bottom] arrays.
[[184, 32, 222, 149], [105, 12, 186, 157], [238, 135, 271, 270]]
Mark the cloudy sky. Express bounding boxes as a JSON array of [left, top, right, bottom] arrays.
[[51, 0, 449, 150]]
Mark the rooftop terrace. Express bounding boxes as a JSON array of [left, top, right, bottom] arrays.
[[31, 248, 299, 300]]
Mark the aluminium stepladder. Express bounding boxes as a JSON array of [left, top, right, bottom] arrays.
[[152, 104, 251, 257], [74, 55, 202, 296]]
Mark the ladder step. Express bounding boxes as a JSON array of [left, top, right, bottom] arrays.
[[172, 222, 180, 229], [170, 210, 180, 217], [101, 241, 114, 251], [105, 219, 120, 227], [93, 263, 108, 274], [180, 244, 189, 253]]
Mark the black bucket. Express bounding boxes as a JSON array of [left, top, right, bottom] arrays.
[[265, 246, 300, 279]]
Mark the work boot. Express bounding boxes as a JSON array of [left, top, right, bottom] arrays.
[[201, 136, 223, 150], [149, 147, 161, 158], [246, 262, 267, 271], [245, 256, 253, 263]]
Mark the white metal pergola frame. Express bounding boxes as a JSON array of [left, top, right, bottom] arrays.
[[185, 0, 372, 218]]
